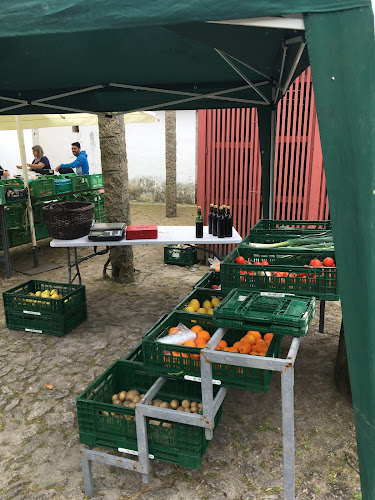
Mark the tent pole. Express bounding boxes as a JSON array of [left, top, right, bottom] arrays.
[[269, 102, 276, 220], [15, 115, 39, 268]]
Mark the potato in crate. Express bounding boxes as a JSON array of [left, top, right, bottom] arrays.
[[76, 359, 223, 469]]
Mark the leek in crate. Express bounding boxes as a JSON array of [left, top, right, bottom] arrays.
[[76, 359, 223, 469]]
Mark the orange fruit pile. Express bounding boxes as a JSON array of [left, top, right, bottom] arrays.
[[215, 330, 274, 356], [167, 324, 274, 359]]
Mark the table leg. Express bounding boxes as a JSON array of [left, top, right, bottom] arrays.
[[281, 365, 295, 500], [0, 205, 11, 278], [81, 447, 95, 497], [319, 300, 326, 333], [74, 247, 82, 285], [135, 407, 151, 484], [67, 248, 72, 284]]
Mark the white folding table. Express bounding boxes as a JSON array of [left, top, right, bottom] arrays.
[[50, 226, 242, 283]]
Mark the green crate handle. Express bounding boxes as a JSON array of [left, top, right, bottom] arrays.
[[142, 314, 169, 338]]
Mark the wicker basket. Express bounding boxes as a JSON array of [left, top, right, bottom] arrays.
[[42, 201, 94, 239]]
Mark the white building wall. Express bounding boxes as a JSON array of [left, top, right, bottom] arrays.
[[0, 110, 197, 184], [0, 130, 33, 176]]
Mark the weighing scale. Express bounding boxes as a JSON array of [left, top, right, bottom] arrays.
[[88, 223, 126, 241]]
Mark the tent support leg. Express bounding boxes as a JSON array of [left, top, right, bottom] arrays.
[[269, 105, 276, 219], [32, 246, 39, 268], [319, 300, 325, 333], [0, 205, 11, 278]]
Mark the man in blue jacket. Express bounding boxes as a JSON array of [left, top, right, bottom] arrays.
[[56, 142, 89, 175]]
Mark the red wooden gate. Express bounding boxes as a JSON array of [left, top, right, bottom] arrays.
[[197, 68, 329, 241]]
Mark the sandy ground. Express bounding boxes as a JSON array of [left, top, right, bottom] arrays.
[[0, 203, 361, 500]]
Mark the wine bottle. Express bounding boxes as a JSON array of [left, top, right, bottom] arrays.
[[225, 205, 233, 237], [208, 203, 214, 234], [195, 206, 203, 238], [217, 206, 226, 238], [212, 205, 218, 236]]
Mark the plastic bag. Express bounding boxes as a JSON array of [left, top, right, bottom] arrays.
[[208, 257, 221, 272], [156, 323, 197, 345]]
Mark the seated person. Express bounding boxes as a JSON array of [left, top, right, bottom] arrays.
[[0, 166, 10, 179], [56, 142, 89, 175], [17, 145, 52, 174]]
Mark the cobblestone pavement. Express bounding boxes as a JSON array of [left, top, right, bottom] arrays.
[[0, 204, 361, 500]]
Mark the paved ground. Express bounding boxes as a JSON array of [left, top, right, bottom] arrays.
[[0, 204, 361, 499]]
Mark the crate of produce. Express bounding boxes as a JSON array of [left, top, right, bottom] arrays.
[[76, 360, 223, 468], [213, 289, 315, 337], [174, 288, 227, 320], [3, 280, 87, 336], [0, 179, 28, 205], [246, 219, 332, 243], [193, 271, 221, 290], [54, 178, 72, 194], [142, 311, 282, 392], [220, 246, 339, 300], [4, 203, 27, 228], [87, 174, 103, 189], [29, 178, 55, 198], [71, 175, 90, 192], [35, 223, 50, 240], [164, 244, 197, 266], [9, 228, 31, 247], [0, 178, 24, 187]]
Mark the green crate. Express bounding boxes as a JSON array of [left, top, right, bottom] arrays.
[[29, 178, 55, 198], [174, 288, 227, 320], [213, 289, 315, 337], [220, 246, 339, 300], [35, 223, 50, 240], [0, 185, 28, 205], [4, 203, 27, 228], [5, 306, 87, 336], [193, 271, 221, 290], [124, 342, 144, 362], [247, 219, 332, 243], [71, 175, 90, 192], [164, 245, 197, 266], [54, 179, 72, 194], [0, 178, 24, 187], [3, 279, 86, 318], [87, 174, 103, 189], [9, 228, 31, 247], [76, 360, 223, 468], [142, 311, 282, 391]]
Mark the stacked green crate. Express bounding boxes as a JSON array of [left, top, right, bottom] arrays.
[[3, 280, 87, 336]]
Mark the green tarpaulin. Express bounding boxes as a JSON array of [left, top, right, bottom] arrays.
[[0, 1, 374, 498]]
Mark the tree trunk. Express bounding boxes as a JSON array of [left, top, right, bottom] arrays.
[[335, 321, 352, 403], [98, 115, 134, 283], [165, 110, 177, 217]]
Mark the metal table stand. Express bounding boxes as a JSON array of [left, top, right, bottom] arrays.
[[66, 246, 110, 284], [80, 329, 300, 500]]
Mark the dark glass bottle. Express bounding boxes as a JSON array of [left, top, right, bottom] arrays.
[[195, 206, 203, 238], [212, 205, 218, 236], [208, 203, 214, 234], [217, 206, 226, 238], [225, 205, 233, 237]]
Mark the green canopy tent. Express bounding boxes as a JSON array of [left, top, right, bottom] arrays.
[[0, 1, 374, 498]]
